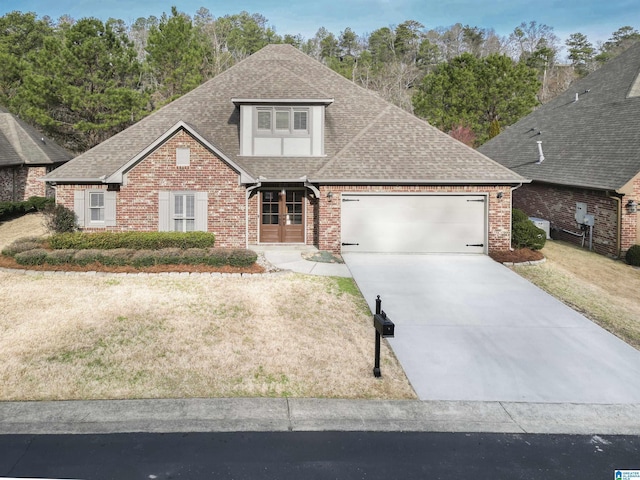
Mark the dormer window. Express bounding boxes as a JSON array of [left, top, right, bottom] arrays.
[[256, 107, 309, 136], [233, 97, 333, 157]]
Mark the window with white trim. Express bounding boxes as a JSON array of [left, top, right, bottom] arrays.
[[73, 190, 117, 228], [173, 193, 195, 232], [89, 192, 105, 222], [158, 191, 208, 232], [255, 107, 309, 135]]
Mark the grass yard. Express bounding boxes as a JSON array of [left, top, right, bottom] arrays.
[[0, 270, 415, 401], [512, 240, 640, 349]]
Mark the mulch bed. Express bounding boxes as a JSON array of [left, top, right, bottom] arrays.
[[0, 255, 265, 274], [488, 248, 544, 263]]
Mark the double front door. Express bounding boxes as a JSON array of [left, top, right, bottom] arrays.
[[260, 190, 304, 243]]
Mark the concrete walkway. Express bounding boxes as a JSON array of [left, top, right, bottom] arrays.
[[2, 398, 640, 435], [256, 246, 351, 277]]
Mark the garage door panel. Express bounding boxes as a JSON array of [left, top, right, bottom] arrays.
[[341, 194, 486, 254]]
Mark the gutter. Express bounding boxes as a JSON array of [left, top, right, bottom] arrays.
[[39, 176, 106, 184], [308, 178, 530, 186]]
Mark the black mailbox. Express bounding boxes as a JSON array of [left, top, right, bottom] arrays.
[[373, 311, 394, 338]]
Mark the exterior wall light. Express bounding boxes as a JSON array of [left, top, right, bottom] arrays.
[[626, 199, 637, 214], [327, 191, 334, 201], [496, 191, 504, 199]]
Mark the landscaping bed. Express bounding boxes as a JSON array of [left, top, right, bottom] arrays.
[[489, 248, 544, 264], [1, 228, 260, 274]]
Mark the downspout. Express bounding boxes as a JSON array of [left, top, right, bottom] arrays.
[[608, 192, 622, 258]]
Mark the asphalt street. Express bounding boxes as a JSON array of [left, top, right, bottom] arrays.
[[2, 431, 639, 479]]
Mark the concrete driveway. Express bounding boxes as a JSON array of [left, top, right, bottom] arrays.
[[343, 253, 640, 404]]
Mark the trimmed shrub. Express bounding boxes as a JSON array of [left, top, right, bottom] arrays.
[[14, 248, 49, 266], [130, 250, 157, 268], [26, 196, 53, 211], [180, 248, 209, 265], [512, 220, 547, 250], [202, 249, 229, 266], [0, 200, 28, 220], [2, 238, 43, 257], [512, 208, 530, 224], [626, 245, 640, 267], [49, 231, 215, 250], [46, 249, 77, 265], [43, 204, 78, 234], [228, 249, 258, 267], [98, 248, 137, 266], [145, 248, 182, 265], [72, 249, 105, 266]]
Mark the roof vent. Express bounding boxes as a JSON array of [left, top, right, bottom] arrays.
[[536, 141, 545, 164], [574, 92, 579, 102], [41, 137, 46, 144]]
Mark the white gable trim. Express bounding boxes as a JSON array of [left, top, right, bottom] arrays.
[[104, 121, 255, 184]]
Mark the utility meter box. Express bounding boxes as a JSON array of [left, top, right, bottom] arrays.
[[583, 214, 595, 226], [575, 202, 587, 224]]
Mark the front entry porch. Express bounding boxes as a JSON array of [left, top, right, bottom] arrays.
[[260, 189, 305, 243]]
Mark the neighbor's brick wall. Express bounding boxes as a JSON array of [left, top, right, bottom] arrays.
[[316, 185, 512, 254], [24, 166, 49, 199], [0, 166, 48, 201], [623, 176, 640, 253], [513, 183, 635, 257], [55, 130, 246, 248]]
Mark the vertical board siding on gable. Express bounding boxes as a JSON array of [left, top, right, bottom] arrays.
[[55, 131, 247, 248], [514, 183, 621, 257]]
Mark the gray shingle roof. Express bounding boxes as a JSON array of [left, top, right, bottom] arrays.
[[479, 42, 640, 191], [0, 109, 74, 168], [46, 44, 523, 185]]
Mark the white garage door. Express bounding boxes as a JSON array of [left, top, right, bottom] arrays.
[[340, 194, 487, 253]]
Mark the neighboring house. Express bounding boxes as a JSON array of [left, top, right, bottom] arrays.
[[0, 107, 74, 202], [479, 42, 640, 258], [44, 44, 525, 254]]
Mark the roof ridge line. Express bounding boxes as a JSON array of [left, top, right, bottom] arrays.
[[313, 105, 393, 178]]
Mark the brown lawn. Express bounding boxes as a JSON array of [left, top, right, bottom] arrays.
[[0, 214, 415, 401], [512, 240, 640, 349]]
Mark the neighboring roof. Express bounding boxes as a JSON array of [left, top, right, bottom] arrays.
[[0, 107, 74, 168], [479, 42, 640, 191], [46, 44, 524, 186]]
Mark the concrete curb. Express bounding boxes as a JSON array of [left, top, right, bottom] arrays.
[[1, 398, 639, 436]]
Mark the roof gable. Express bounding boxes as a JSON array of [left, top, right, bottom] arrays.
[[479, 42, 640, 191], [46, 44, 524, 186], [0, 111, 73, 168]]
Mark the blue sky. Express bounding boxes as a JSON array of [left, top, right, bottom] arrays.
[[1, 0, 638, 49]]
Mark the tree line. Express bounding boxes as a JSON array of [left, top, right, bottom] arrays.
[[1, 8, 638, 152]]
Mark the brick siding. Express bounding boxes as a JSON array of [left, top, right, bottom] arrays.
[[56, 130, 246, 248], [0, 165, 49, 202], [315, 185, 512, 254], [513, 182, 640, 257], [53, 129, 513, 254]]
